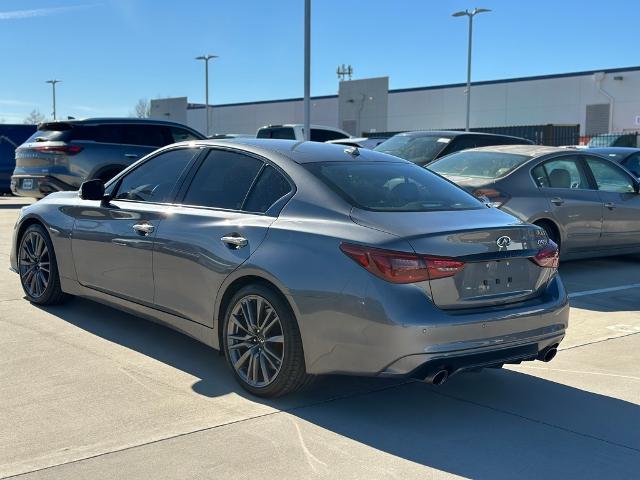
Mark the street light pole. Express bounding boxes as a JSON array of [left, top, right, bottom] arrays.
[[452, 8, 491, 131], [45, 80, 61, 121], [303, 0, 311, 141], [195, 54, 218, 136]]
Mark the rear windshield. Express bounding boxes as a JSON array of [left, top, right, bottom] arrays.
[[257, 127, 296, 140], [305, 161, 482, 212], [429, 151, 531, 179], [374, 134, 451, 164], [25, 123, 73, 142]]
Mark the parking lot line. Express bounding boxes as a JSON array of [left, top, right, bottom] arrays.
[[568, 283, 640, 298]]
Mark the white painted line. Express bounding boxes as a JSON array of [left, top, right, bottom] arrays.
[[568, 282, 640, 298]]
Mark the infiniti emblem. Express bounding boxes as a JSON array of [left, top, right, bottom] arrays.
[[496, 236, 511, 249]]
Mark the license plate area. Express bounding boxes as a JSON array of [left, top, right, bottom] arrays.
[[21, 179, 34, 190], [460, 259, 533, 298]]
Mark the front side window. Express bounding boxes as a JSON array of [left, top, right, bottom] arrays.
[[114, 148, 197, 203], [585, 157, 636, 193], [306, 161, 483, 212], [429, 151, 531, 179], [182, 150, 263, 210], [170, 126, 202, 142], [622, 153, 640, 176], [539, 157, 590, 190]]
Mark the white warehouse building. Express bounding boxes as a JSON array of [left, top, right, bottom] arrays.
[[150, 66, 640, 140]]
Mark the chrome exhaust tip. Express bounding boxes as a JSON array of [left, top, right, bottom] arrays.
[[424, 369, 449, 385], [539, 347, 558, 363]]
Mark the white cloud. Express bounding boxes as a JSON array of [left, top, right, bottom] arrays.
[[0, 4, 100, 21]]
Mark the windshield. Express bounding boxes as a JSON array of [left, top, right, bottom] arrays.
[[429, 151, 531, 179], [305, 161, 482, 212], [374, 134, 451, 164]]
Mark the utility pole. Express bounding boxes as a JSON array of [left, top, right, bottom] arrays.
[[452, 8, 491, 131], [195, 54, 218, 136], [45, 80, 61, 120], [303, 0, 311, 141]]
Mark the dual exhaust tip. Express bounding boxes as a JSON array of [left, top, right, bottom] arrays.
[[422, 345, 559, 385]]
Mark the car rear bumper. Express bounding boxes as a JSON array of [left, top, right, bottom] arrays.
[[295, 273, 569, 376], [10, 174, 74, 198]]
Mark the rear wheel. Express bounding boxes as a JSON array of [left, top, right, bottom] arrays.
[[222, 284, 310, 397], [18, 224, 70, 305]]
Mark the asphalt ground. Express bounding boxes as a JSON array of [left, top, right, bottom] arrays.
[[1, 194, 638, 479]]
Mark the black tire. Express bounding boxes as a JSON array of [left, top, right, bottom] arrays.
[[18, 224, 70, 305], [222, 284, 311, 397]]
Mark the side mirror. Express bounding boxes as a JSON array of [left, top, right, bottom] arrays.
[[79, 179, 105, 201]]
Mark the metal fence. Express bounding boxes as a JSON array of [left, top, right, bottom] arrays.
[[362, 125, 640, 147]]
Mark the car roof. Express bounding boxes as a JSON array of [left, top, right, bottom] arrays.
[[38, 117, 198, 129], [172, 138, 406, 164], [586, 147, 640, 154], [259, 124, 346, 131], [458, 144, 571, 157], [395, 130, 528, 140]]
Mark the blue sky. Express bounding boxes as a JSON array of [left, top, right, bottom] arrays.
[[0, 0, 637, 123]]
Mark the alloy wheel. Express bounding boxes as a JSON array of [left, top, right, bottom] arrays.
[[19, 231, 50, 299], [226, 295, 285, 387]]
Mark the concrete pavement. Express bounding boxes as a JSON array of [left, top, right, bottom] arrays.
[[1, 194, 638, 479]]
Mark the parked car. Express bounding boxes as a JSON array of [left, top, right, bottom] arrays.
[[587, 147, 640, 177], [11, 118, 205, 198], [10, 139, 568, 397], [326, 136, 388, 149], [429, 144, 640, 260], [374, 130, 533, 166], [587, 132, 640, 148], [0, 124, 37, 194], [256, 124, 350, 142]]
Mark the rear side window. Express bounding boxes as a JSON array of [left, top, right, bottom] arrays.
[[306, 161, 482, 212], [585, 157, 636, 193], [539, 157, 591, 190], [182, 150, 263, 210], [257, 127, 296, 140], [122, 124, 168, 147], [114, 148, 198, 203], [310, 129, 348, 142], [429, 151, 531, 179], [622, 153, 640, 176], [244, 165, 292, 213]]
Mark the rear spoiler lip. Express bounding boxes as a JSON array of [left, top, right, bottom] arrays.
[[37, 121, 74, 131]]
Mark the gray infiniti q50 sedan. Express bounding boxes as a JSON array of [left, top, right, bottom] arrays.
[[429, 145, 640, 260], [10, 139, 568, 397]]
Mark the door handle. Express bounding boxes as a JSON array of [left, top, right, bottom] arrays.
[[221, 235, 248, 248], [132, 223, 155, 235], [605, 202, 616, 210], [124, 153, 139, 159], [551, 197, 564, 206]]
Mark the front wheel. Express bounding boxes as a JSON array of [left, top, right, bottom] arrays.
[[222, 284, 310, 397], [18, 224, 70, 305]]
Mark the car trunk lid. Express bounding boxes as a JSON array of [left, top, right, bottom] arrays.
[[350, 207, 553, 309]]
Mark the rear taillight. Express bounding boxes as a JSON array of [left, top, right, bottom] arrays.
[[340, 243, 464, 283], [30, 145, 83, 155], [531, 240, 559, 268], [473, 188, 510, 207]]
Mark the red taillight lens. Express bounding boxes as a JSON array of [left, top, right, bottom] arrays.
[[532, 240, 559, 268], [31, 145, 83, 155], [473, 188, 510, 207], [340, 243, 464, 283]]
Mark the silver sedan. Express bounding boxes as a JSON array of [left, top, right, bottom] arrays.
[[10, 140, 568, 397], [429, 145, 640, 260]]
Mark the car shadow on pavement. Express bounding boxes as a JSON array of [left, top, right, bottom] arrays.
[[36, 297, 640, 479]]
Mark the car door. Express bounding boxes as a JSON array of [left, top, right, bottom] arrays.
[[583, 155, 640, 249], [70, 147, 200, 303], [531, 155, 602, 252], [152, 148, 293, 327]]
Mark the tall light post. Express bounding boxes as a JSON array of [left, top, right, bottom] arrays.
[[195, 54, 218, 136], [303, 0, 311, 141], [45, 79, 61, 120], [452, 8, 491, 131]]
